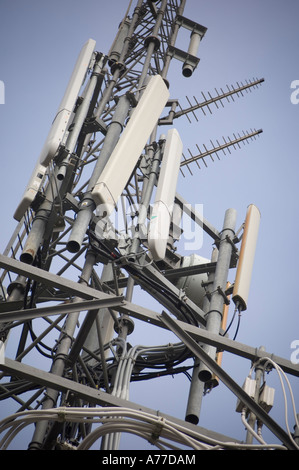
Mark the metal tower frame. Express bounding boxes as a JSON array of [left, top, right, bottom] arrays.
[[0, 0, 298, 451]]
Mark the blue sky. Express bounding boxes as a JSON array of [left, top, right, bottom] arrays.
[[0, 0, 298, 450]]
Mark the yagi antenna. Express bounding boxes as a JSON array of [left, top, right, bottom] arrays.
[[160, 78, 264, 124], [180, 128, 262, 175]]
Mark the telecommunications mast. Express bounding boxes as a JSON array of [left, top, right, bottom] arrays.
[[0, 0, 298, 451]]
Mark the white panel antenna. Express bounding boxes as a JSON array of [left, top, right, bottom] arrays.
[[13, 163, 47, 221], [148, 128, 183, 260], [13, 39, 96, 221], [91, 75, 170, 215], [39, 38, 96, 166], [173, 254, 210, 308], [232, 204, 261, 311]]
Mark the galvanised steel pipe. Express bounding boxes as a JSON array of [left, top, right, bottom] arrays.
[[66, 94, 131, 254], [198, 208, 237, 383]]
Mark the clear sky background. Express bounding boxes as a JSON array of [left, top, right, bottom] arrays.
[[0, 0, 298, 450]]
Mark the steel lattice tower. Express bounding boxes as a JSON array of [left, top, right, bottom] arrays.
[[0, 0, 298, 451]]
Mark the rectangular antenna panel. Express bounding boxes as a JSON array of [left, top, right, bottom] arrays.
[[148, 128, 183, 260], [92, 75, 170, 214], [14, 163, 47, 221], [39, 38, 96, 166], [232, 204, 261, 311], [13, 39, 96, 220]]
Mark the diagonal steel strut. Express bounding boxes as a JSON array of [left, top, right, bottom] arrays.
[[159, 311, 298, 450]]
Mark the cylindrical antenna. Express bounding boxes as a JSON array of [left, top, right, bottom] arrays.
[[232, 204, 261, 311], [182, 23, 207, 77]]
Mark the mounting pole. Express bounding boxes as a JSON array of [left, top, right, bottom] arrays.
[[198, 208, 237, 382], [136, 0, 167, 93], [66, 94, 131, 253], [28, 250, 97, 450], [19, 167, 63, 265], [245, 346, 265, 444], [185, 247, 218, 424]]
